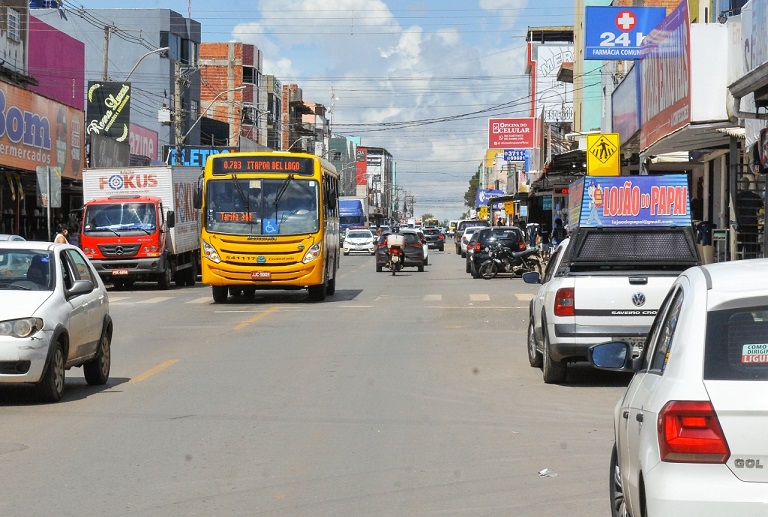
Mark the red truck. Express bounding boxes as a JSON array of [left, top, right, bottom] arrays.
[[80, 166, 201, 289]]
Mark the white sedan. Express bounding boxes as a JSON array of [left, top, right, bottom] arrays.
[[0, 241, 113, 402], [590, 259, 768, 516]]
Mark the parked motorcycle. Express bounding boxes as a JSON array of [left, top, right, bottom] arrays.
[[478, 243, 542, 279]]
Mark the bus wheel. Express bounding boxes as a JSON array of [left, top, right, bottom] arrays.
[[212, 286, 228, 303], [308, 283, 327, 301], [326, 277, 336, 296]]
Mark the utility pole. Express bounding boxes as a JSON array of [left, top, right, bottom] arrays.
[[101, 26, 111, 80], [174, 60, 184, 164]]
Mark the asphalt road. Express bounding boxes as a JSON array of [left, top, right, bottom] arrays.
[[0, 247, 630, 516]]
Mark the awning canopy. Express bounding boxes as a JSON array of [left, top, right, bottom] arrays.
[[642, 121, 735, 156]]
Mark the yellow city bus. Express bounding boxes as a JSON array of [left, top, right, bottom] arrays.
[[195, 152, 340, 302]]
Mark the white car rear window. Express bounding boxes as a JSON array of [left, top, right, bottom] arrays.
[[705, 308, 768, 380]]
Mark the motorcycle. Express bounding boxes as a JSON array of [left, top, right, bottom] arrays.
[[386, 233, 406, 276], [478, 242, 542, 279]]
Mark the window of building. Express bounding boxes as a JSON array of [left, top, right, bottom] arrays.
[[243, 66, 255, 84], [7, 8, 21, 42]]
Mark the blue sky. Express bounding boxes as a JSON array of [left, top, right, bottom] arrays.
[[59, 0, 574, 221]]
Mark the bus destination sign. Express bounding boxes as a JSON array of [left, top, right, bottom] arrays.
[[212, 156, 314, 175]]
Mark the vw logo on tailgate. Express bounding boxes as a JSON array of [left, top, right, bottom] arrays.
[[632, 292, 646, 307]]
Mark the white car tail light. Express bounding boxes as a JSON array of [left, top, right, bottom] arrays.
[[658, 400, 730, 463], [554, 288, 575, 316]]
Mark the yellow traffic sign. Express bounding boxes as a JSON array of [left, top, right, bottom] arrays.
[[504, 201, 515, 216], [479, 206, 488, 219], [587, 133, 620, 176]]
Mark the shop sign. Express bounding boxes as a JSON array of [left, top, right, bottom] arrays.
[[585, 6, 667, 60], [86, 81, 131, 142], [488, 118, 535, 149], [0, 83, 83, 179]]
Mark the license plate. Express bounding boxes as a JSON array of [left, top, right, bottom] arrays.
[[112, 268, 129, 276], [251, 271, 271, 279], [616, 336, 645, 357]]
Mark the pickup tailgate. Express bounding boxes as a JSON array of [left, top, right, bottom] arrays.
[[573, 274, 678, 338]]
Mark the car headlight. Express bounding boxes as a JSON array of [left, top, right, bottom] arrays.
[[203, 240, 221, 264], [302, 242, 322, 264], [0, 318, 43, 338]]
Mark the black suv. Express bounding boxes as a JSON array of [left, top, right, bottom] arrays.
[[422, 227, 444, 251], [468, 226, 526, 278], [453, 219, 490, 254]]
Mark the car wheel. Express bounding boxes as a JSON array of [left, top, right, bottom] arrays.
[[527, 320, 543, 368], [455, 244, 460, 254], [36, 342, 65, 402], [212, 285, 228, 303], [609, 445, 630, 517], [439, 246, 444, 252], [418, 265, 424, 272], [343, 251, 349, 256], [84, 326, 111, 385], [542, 329, 567, 384], [424, 257, 429, 266]]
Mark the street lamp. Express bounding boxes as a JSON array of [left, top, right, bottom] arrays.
[[124, 47, 169, 82], [175, 85, 246, 159]]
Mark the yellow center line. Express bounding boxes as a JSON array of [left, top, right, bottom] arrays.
[[130, 359, 179, 384], [234, 306, 278, 331]]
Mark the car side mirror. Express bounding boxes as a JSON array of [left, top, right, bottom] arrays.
[[522, 271, 541, 284], [588, 341, 636, 372], [67, 279, 94, 298]]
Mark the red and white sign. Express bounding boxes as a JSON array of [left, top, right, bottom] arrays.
[[488, 118, 535, 149], [615, 10, 636, 31]]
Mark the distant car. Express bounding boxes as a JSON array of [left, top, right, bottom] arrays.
[[454, 219, 490, 254], [589, 259, 768, 517], [459, 226, 485, 258], [414, 228, 429, 265], [468, 226, 527, 278], [0, 234, 25, 241], [423, 227, 445, 251], [0, 241, 113, 402], [374, 229, 425, 272], [465, 230, 482, 273], [342, 229, 376, 255]]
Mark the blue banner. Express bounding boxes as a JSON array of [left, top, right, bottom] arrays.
[[585, 6, 666, 60], [574, 175, 691, 228], [476, 189, 504, 207]]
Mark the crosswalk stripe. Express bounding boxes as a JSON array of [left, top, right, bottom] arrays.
[[138, 297, 174, 304], [515, 293, 534, 301], [469, 294, 490, 302]]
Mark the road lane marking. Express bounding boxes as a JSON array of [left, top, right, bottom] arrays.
[[186, 297, 212, 304], [516, 293, 534, 301], [109, 296, 128, 302], [235, 307, 278, 331], [138, 297, 174, 304], [424, 294, 441, 301], [469, 294, 490, 302], [130, 359, 179, 384]]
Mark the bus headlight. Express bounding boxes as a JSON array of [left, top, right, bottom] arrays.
[[302, 242, 322, 264], [203, 240, 221, 263]]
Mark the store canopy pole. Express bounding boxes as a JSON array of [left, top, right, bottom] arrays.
[[46, 166, 51, 241]]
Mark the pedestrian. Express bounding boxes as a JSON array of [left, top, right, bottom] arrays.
[[536, 223, 551, 259], [552, 218, 566, 247], [54, 224, 69, 244]]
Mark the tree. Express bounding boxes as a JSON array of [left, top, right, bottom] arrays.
[[464, 165, 480, 209]]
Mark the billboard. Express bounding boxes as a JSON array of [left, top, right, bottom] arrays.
[[130, 123, 159, 162], [488, 118, 535, 149], [568, 174, 690, 228], [585, 7, 667, 60], [86, 81, 131, 142], [28, 16, 85, 111], [534, 45, 574, 123], [0, 82, 83, 179]]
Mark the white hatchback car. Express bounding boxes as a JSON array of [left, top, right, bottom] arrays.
[[0, 241, 112, 402], [342, 229, 376, 255], [590, 259, 768, 516]]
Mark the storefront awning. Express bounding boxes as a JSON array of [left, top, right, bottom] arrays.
[[642, 121, 734, 156]]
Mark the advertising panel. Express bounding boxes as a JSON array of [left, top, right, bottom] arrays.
[[28, 16, 85, 111], [585, 6, 667, 60], [130, 123, 159, 161], [569, 174, 690, 229], [86, 81, 131, 142], [355, 148, 367, 186], [0, 83, 83, 180], [612, 64, 640, 142], [488, 118, 535, 149], [476, 188, 504, 208], [534, 45, 574, 123], [639, 1, 690, 150]]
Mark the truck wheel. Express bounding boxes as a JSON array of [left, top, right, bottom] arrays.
[[542, 331, 567, 384], [36, 342, 65, 403], [527, 320, 542, 368], [308, 283, 327, 301], [158, 268, 172, 290], [212, 286, 228, 303], [84, 325, 111, 385]]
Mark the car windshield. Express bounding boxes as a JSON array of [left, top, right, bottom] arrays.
[[704, 307, 768, 380], [347, 231, 372, 239], [205, 178, 319, 236], [83, 202, 157, 234], [0, 250, 54, 291]]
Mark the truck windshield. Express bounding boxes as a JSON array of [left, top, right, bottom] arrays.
[[83, 202, 157, 233], [205, 178, 319, 236]]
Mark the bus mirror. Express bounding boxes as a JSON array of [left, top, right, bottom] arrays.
[[193, 188, 202, 209]]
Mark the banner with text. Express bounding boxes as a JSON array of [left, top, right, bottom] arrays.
[[488, 118, 535, 149]]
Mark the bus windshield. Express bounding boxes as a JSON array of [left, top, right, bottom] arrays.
[[205, 178, 319, 236]]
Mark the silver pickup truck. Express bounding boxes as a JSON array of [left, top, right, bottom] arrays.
[[524, 226, 701, 384]]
